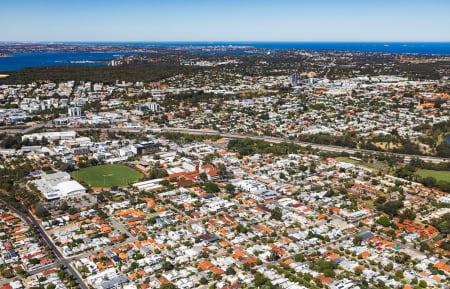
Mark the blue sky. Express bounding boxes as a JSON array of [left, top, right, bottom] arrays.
[[1, 0, 449, 42]]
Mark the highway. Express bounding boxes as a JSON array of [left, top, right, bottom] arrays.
[[3, 123, 448, 163], [159, 128, 449, 163], [69, 126, 449, 164]]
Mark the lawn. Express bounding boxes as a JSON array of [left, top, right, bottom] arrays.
[[413, 169, 450, 182], [336, 157, 387, 172], [71, 164, 144, 187]]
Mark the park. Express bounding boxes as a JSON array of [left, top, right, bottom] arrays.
[[71, 164, 144, 188]]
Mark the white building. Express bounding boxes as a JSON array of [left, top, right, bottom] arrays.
[[32, 171, 86, 200], [22, 131, 76, 142], [68, 107, 82, 117], [54, 181, 86, 198]]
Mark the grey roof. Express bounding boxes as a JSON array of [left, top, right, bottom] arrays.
[[360, 232, 374, 241], [99, 276, 128, 289]]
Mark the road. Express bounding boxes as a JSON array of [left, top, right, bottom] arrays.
[[3, 124, 448, 163], [1, 122, 46, 135], [157, 127, 449, 164], [28, 213, 88, 289], [107, 215, 137, 242], [69, 126, 449, 164], [376, 232, 448, 264], [0, 200, 88, 289], [273, 228, 369, 265], [0, 261, 66, 286]]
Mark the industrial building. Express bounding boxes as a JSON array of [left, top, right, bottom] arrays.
[[31, 171, 86, 200]]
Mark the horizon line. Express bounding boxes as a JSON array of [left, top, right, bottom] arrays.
[[1, 41, 450, 43]]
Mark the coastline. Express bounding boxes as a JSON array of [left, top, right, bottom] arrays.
[[0, 43, 449, 71], [0, 52, 127, 71], [56, 60, 108, 64]]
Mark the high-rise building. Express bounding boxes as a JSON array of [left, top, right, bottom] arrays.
[[290, 74, 299, 85], [136, 102, 162, 112]]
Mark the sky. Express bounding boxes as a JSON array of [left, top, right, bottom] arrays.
[[1, 0, 449, 42]]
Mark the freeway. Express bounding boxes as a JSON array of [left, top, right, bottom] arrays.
[[2, 118, 450, 163], [4, 121, 450, 163], [158, 127, 449, 163], [3, 124, 448, 163], [0, 122, 46, 135], [69, 126, 449, 164]]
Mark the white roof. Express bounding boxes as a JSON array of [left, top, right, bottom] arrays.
[[55, 180, 85, 195]]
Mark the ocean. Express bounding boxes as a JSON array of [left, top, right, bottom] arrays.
[[0, 52, 136, 71], [114, 42, 450, 54], [1, 42, 449, 71]]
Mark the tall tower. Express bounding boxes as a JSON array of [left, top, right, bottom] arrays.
[[290, 74, 298, 86]]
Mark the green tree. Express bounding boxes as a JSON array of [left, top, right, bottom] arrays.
[[374, 196, 387, 206], [160, 284, 177, 289], [323, 268, 335, 278], [381, 201, 404, 216], [377, 216, 391, 227], [294, 253, 305, 262], [271, 207, 283, 221], [384, 263, 393, 271], [204, 182, 220, 193], [400, 208, 416, 222], [395, 270, 404, 278], [420, 242, 430, 252], [225, 267, 236, 275], [353, 235, 363, 246], [225, 184, 235, 193]]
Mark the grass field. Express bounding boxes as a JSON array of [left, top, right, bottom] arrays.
[[72, 164, 144, 187], [336, 157, 387, 172], [413, 170, 450, 182]]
